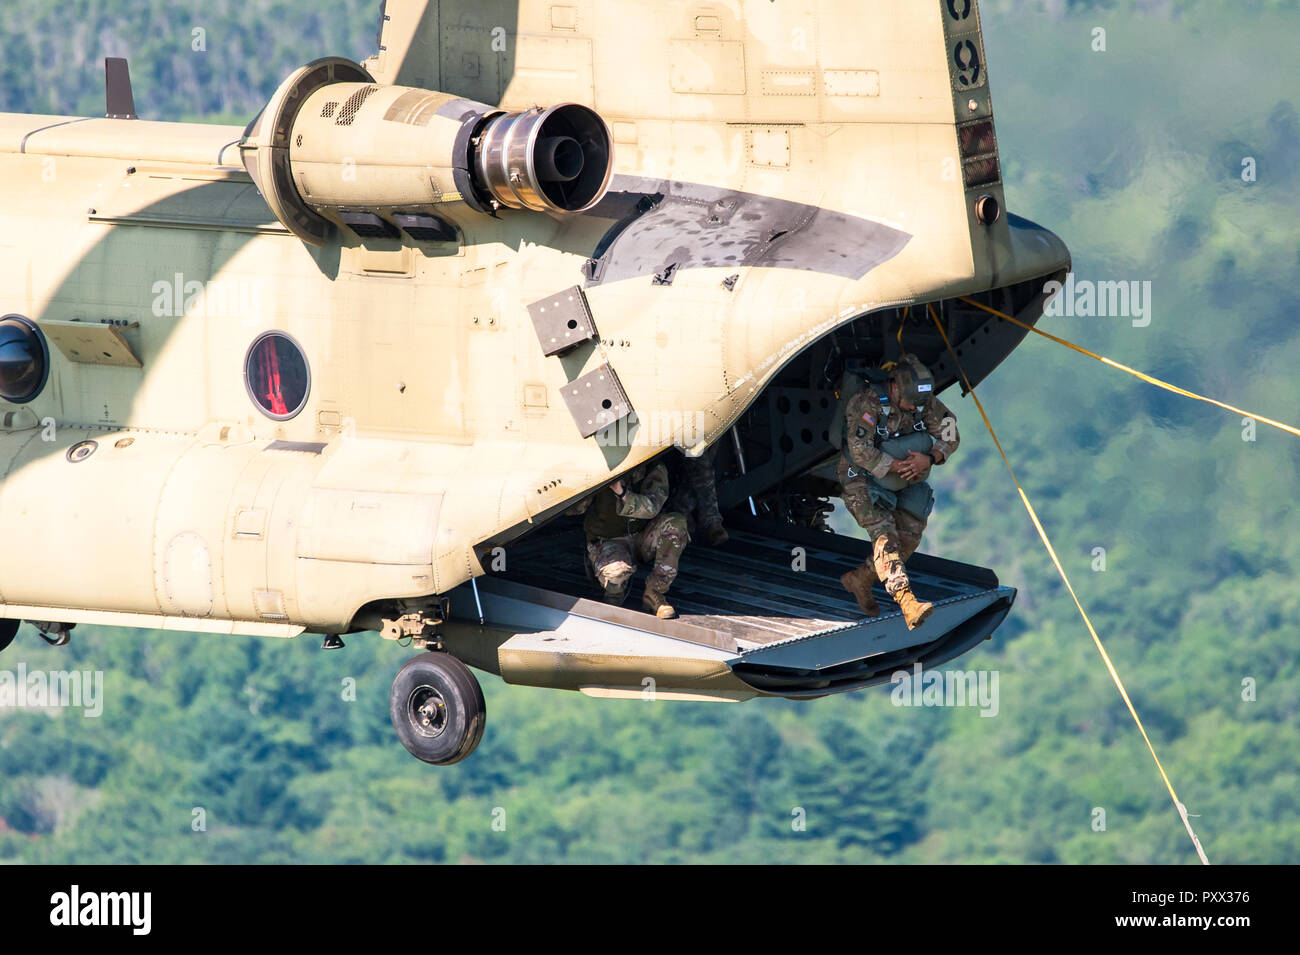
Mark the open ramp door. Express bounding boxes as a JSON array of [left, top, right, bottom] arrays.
[[444, 517, 1015, 701]]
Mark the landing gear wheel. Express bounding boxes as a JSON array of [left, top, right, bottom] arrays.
[[389, 652, 486, 765], [0, 619, 17, 654]]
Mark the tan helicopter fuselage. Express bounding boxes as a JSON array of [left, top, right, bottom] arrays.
[[0, 0, 1058, 645]]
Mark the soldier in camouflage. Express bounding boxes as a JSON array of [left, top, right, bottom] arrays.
[[837, 355, 960, 629], [668, 446, 729, 546], [577, 461, 689, 619]]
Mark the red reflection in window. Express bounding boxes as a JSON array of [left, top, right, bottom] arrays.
[[253, 336, 290, 416], [246, 332, 309, 420]]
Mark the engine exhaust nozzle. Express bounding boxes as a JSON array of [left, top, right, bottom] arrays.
[[535, 136, 585, 182], [475, 104, 612, 214]]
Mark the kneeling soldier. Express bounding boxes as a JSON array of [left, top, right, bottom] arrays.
[[580, 462, 688, 619]]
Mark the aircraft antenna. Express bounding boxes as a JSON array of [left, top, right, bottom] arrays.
[[104, 57, 137, 120]]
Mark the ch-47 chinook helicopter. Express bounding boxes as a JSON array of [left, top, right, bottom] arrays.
[[0, 0, 1068, 764]]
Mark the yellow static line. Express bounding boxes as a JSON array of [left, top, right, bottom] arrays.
[[958, 295, 1300, 439], [928, 304, 1210, 865]]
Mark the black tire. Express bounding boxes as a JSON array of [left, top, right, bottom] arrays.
[[0, 618, 17, 654], [389, 652, 486, 765]]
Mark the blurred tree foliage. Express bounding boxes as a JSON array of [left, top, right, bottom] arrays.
[[1, 0, 1297, 863], [0, 0, 379, 124]]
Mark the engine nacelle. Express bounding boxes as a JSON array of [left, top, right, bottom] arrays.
[[242, 58, 614, 245]]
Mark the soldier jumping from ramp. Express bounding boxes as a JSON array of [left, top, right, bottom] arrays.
[[836, 355, 960, 630]]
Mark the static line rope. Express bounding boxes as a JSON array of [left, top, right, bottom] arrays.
[[928, 304, 1210, 865], [958, 296, 1300, 439]]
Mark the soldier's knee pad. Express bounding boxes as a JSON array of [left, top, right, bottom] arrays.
[[596, 561, 635, 587], [872, 534, 900, 558]]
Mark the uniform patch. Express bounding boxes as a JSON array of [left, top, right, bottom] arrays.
[[862, 412, 876, 426], [855, 426, 867, 439]]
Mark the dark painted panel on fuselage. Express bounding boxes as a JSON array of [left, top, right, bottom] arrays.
[[582, 175, 912, 286]]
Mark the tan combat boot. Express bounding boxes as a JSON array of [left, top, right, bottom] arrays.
[[893, 585, 934, 630], [643, 588, 677, 619], [702, 522, 729, 547], [839, 563, 881, 617]]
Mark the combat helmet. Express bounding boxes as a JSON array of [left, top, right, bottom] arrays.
[[891, 354, 935, 408]]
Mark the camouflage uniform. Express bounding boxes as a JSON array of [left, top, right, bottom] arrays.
[[667, 446, 725, 534], [837, 387, 959, 597], [580, 463, 688, 603]]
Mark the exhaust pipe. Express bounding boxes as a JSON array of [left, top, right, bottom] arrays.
[[475, 104, 612, 214]]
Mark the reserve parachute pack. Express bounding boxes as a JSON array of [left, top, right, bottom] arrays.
[[830, 368, 934, 521], [872, 432, 935, 489], [866, 444, 934, 520]]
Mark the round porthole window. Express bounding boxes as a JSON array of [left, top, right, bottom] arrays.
[[244, 331, 310, 421], [0, 314, 50, 404]]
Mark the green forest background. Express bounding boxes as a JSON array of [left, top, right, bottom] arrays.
[[1, 0, 1297, 863]]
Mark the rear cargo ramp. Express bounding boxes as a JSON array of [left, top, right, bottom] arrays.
[[453, 517, 1014, 700]]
